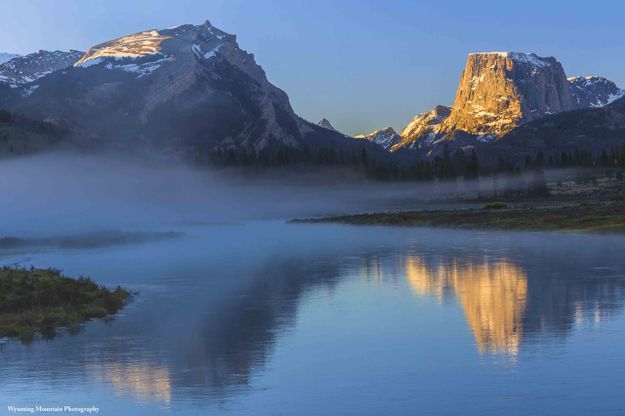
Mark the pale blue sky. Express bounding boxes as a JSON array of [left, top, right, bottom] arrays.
[[0, 0, 623, 135]]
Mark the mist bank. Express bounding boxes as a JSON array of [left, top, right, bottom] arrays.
[[0, 151, 458, 237], [0, 150, 608, 238]]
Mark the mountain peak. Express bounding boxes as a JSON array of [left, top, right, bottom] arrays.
[[0, 49, 83, 87], [440, 51, 574, 136], [354, 126, 402, 150], [317, 118, 337, 131], [568, 75, 624, 107]]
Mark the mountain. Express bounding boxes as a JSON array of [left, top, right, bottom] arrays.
[[0, 50, 83, 87], [354, 127, 402, 150], [393, 105, 451, 151], [480, 96, 625, 164], [440, 52, 576, 138], [0, 53, 20, 65], [568, 76, 624, 108], [388, 52, 623, 159], [2, 21, 387, 164], [317, 118, 338, 132]]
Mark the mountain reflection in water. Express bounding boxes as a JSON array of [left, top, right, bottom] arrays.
[[2, 225, 625, 414], [405, 257, 527, 355]]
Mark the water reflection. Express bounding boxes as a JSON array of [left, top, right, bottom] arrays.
[[405, 257, 527, 355], [399, 252, 625, 356], [2, 226, 625, 413], [88, 362, 172, 405]]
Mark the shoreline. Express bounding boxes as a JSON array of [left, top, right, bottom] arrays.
[[290, 202, 625, 234]]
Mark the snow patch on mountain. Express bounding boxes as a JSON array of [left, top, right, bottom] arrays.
[[192, 43, 223, 60], [469, 52, 550, 68]]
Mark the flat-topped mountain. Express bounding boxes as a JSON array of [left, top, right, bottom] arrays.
[[441, 52, 576, 137], [383, 52, 623, 158]]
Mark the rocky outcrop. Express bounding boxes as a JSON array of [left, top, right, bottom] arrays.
[[441, 52, 576, 137], [568, 76, 624, 108], [317, 118, 338, 132], [393, 105, 451, 151], [0, 50, 83, 87], [354, 127, 402, 150]]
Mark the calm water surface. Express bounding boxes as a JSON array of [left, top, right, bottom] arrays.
[[1, 221, 625, 415]]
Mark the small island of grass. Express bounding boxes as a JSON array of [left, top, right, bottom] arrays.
[[0, 267, 132, 343]]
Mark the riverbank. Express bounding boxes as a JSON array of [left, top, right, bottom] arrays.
[[291, 201, 625, 233], [0, 267, 132, 343]]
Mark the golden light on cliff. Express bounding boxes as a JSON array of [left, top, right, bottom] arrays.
[[405, 256, 528, 355]]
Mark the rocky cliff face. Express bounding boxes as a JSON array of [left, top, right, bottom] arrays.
[[389, 52, 623, 157], [393, 105, 451, 151], [354, 127, 402, 150], [0, 50, 83, 87], [441, 52, 576, 137], [568, 76, 624, 108]]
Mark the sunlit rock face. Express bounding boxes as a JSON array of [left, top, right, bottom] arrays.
[[405, 256, 528, 355], [393, 105, 451, 151], [390, 52, 623, 157], [75, 31, 172, 66], [441, 52, 576, 137]]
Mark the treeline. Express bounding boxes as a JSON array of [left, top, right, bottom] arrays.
[[206, 144, 378, 168], [206, 141, 625, 186], [0, 109, 66, 153]]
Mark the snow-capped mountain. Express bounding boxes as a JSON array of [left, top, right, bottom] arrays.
[[3, 20, 387, 164], [395, 105, 451, 151], [441, 52, 575, 137], [387, 52, 623, 157], [354, 127, 402, 150], [0, 50, 83, 87], [0, 53, 20, 65], [568, 76, 624, 108]]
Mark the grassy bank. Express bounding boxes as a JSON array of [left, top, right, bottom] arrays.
[[0, 267, 132, 343], [290, 202, 625, 233]]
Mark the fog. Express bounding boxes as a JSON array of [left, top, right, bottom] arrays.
[[0, 152, 422, 237], [0, 151, 579, 239]]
